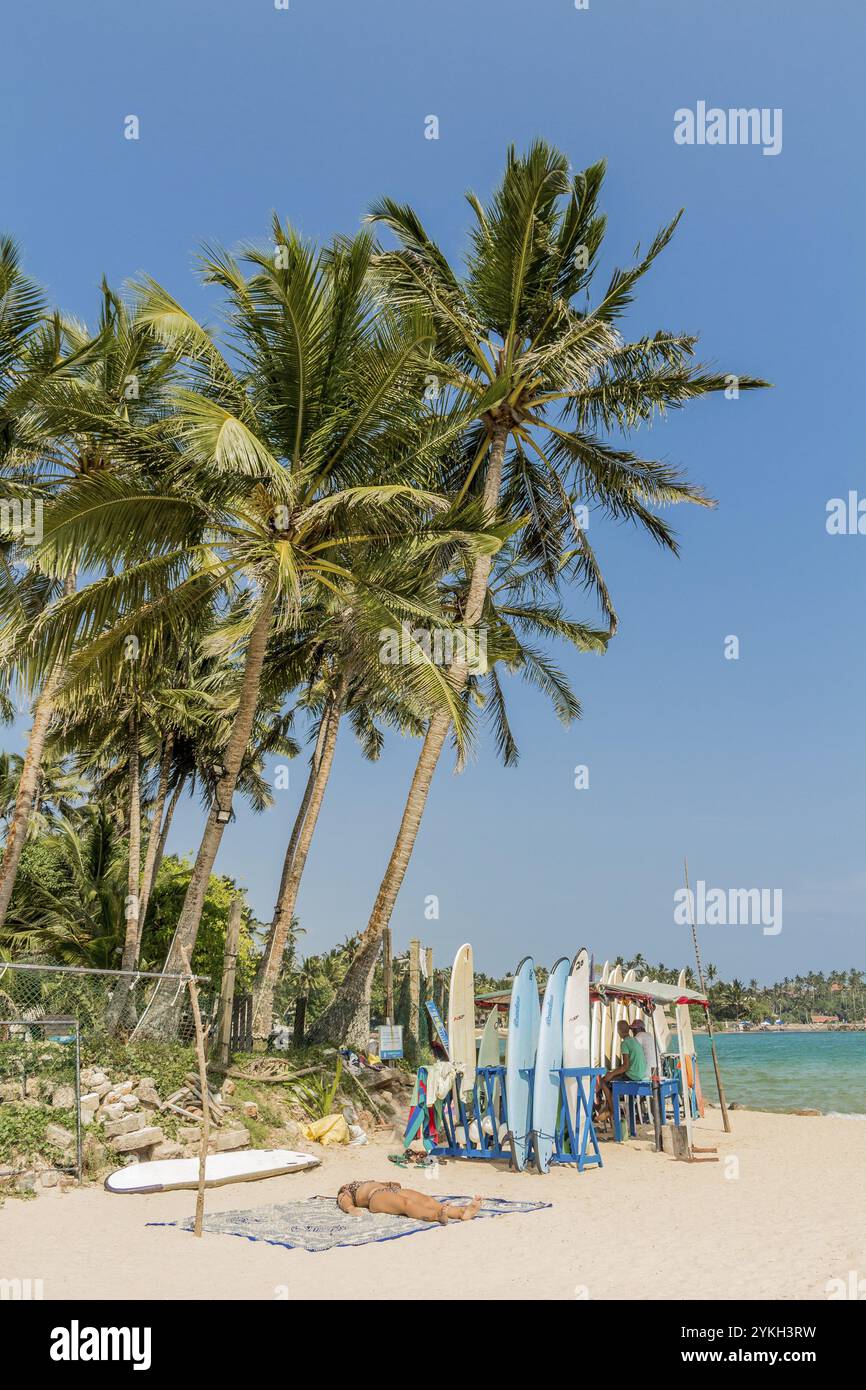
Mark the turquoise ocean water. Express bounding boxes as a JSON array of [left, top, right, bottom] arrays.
[[694, 1031, 866, 1115]]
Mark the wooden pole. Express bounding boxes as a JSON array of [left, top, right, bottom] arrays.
[[424, 946, 433, 982], [684, 857, 732, 1134], [216, 896, 243, 1068], [383, 926, 394, 1024], [180, 946, 210, 1238], [408, 938, 420, 1062]]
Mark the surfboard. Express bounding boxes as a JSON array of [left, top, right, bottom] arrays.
[[476, 1006, 503, 1117], [676, 967, 705, 1116], [505, 956, 541, 1171], [531, 956, 569, 1173], [607, 964, 623, 1066], [563, 947, 591, 1134], [105, 1149, 319, 1194], [448, 943, 476, 1098], [592, 960, 610, 1070], [477, 1008, 501, 1068], [622, 968, 637, 1025]]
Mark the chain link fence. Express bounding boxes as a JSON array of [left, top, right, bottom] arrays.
[[0, 961, 216, 1192], [0, 962, 214, 1045]]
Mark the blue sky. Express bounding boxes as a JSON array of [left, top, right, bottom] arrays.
[[6, 0, 865, 982]]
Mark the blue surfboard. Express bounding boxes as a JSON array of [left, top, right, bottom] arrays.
[[531, 956, 570, 1173], [505, 956, 541, 1171]]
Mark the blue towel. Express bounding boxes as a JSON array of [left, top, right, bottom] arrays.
[[148, 1194, 551, 1253]]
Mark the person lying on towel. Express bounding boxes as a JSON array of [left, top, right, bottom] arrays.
[[599, 1020, 648, 1129], [337, 1180, 482, 1224]]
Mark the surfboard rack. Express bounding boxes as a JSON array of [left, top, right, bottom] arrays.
[[424, 1066, 513, 1162], [411, 1064, 603, 1174], [544, 1067, 604, 1173]]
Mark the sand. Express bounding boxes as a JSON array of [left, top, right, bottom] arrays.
[[3, 1108, 864, 1301]]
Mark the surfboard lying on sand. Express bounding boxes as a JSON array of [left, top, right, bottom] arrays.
[[505, 956, 541, 1171], [105, 1149, 320, 1194]]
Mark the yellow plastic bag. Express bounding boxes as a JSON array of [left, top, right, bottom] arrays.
[[301, 1113, 350, 1146]]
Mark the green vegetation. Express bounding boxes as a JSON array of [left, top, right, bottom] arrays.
[[0, 145, 770, 1047]]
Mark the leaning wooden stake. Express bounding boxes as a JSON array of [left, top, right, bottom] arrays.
[[684, 857, 731, 1134], [215, 896, 242, 1069], [181, 946, 210, 1237]]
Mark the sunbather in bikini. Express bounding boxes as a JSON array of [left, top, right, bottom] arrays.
[[337, 1179, 482, 1224]]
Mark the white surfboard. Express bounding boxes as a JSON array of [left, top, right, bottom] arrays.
[[607, 964, 623, 1066], [563, 947, 591, 1130], [592, 960, 610, 1070], [622, 968, 637, 1025], [105, 1148, 320, 1194], [448, 943, 476, 1098]]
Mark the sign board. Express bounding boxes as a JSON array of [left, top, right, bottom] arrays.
[[378, 1024, 404, 1060], [425, 1000, 449, 1054]]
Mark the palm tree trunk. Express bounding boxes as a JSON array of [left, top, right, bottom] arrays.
[[251, 692, 343, 1040], [106, 709, 142, 1032], [136, 731, 174, 940], [0, 571, 76, 932], [309, 420, 509, 1047], [133, 597, 274, 1039], [146, 771, 185, 898]]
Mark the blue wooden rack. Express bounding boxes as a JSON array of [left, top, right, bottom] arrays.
[[408, 1064, 604, 1173]]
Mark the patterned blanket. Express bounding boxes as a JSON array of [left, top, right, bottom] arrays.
[[148, 1194, 551, 1253]]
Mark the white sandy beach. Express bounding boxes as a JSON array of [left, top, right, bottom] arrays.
[[3, 1108, 864, 1301]]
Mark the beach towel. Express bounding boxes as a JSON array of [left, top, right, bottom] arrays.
[[147, 1194, 551, 1253]]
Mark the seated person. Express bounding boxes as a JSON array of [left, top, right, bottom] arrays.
[[599, 1019, 648, 1128], [337, 1179, 482, 1224], [630, 1016, 657, 1075]]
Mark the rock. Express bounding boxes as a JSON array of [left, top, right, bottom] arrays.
[[58, 1174, 76, 1189], [283, 1119, 301, 1141], [110, 1126, 164, 1154], [361, 1067, 405, 1092], [136, 1080, 161, 1108], [116, 1080, 135, 1096], [52, 1083, 76, 1108], [83, 1134, 106, 1167], [120, 1095, 140, 1111], [152, 1140, 183, 1160], [15, 1171, 37, 1192], [179, 1126, 202, 1143], [40, 1170, 60, 1188], [99, 1103, 127, 1122], [241, 1101, 258, 1119], [45, 1123, 75, 1150], [79, 1092, 100, 1110], [102, 1112, 144, 1138], [0, 1081, 21, 1102], [87, 1070, 108, 1088], [214, 1128, 249, 1153], [793, 1108, 822, 1117], [182, 1144, 201, 1159], [222, 1079, 235, 1096], [92, 1080, 112, 1099]]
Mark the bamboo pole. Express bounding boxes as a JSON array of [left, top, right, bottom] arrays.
[[683, 857, 731, 1133], [215, 896, 242, 1068], [408, 938, 420, 1062], [181, 946, 210, 1237], [383, 926, 394, 1023]]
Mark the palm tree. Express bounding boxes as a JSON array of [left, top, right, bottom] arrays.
[[32, 229, 495, 1036], [0, 277, 175, 931], [312, 142, 768, 1044]]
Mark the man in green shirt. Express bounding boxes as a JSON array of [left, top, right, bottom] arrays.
[[599, 1019, 648, 1131]]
